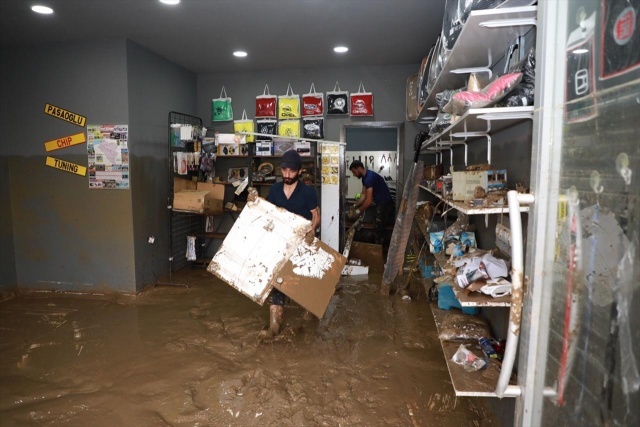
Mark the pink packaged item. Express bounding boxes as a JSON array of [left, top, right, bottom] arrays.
[[447, 72, 523, 115]]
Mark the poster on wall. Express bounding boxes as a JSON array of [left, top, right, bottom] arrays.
[[87, 124, 129, 189], [321, 144, 340, 186], [345, 151, 397, 199]]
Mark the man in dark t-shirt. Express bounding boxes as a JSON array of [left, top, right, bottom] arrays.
[[258, 150, 319, 338], [349, 160, 394, 246]]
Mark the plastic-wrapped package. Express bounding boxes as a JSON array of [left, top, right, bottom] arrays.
[[446, 72, 522, 115], [426, 36, 444, 95], [435, 88, 463, 112], [429, 111, 454, 136], [438, 311, 491, 341], [441, 0, 503, 52], [452, 344, 487, 371], [418, 44, 436, 110], [499, 48, 536, 107], [445, 212, 469, 236]]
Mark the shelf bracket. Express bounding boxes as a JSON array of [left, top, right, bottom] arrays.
[[479, 17, 537, 28], [451, 52, 493, 80]]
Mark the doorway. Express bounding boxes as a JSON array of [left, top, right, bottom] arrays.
[[340, 121, 404, 249]]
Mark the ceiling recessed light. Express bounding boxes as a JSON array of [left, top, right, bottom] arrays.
[[159, 0, 180, 5], [573, 48, 589, 54], [233, 51, 248, 58], [334, 46, 349, 53], [31, 5, 54, 14]]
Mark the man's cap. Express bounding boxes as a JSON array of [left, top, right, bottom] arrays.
[[281, 149, 302, 170]]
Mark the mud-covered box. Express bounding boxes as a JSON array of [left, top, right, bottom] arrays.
[[207, 197, 346, 318]]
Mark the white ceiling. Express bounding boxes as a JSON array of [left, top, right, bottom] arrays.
[[0, 0, 446, 74]]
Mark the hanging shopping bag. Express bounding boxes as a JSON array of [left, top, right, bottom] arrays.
[[212, 86, 233, 122], [302, 83, 324, 116], [278, 84, 301, 119], [256, 84, 277, 118], [326, 81, 349, 115], [302, 117, 324, 139], [233, 110, 255, 142], [350, 81, 374, 116], [256, 119, 277, 141], [278, 120, 300, 138]]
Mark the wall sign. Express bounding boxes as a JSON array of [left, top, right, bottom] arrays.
[[44, 132, 86, 152], [44, 103, 86, 127], [45, 156, 87, 176], [87, 124, 129, 189]]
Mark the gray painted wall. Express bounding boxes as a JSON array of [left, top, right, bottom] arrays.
[[196, 65, 421, 180], [126, 40, 197, 292], [0, 39, 197, 293], [0, 40, 135, 292], [345, 127, 398, 152]]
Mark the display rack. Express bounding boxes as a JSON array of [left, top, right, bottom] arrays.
[[416, 5, 537, 122], [420, 106, 534, 156], [168, 111, 204, 273]]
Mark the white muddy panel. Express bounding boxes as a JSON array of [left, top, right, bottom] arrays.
[[207, 198, 310, 305]]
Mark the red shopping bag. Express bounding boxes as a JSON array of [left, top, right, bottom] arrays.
[[350, 81, 374, 116], [256, 84, 277, 118]]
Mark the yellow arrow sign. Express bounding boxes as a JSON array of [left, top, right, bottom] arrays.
[[44, 132, 86, 152], [45, 156, 87, 176], [44, 103, 87, 127]]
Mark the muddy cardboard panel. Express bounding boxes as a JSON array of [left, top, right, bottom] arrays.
[[270, 239, 347, 319], [207, 198, 310, 304]]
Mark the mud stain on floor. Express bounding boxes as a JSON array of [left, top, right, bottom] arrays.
[[1, 269, 501, 426]]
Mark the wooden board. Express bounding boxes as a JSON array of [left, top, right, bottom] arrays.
[[431, 305, 515, 397]]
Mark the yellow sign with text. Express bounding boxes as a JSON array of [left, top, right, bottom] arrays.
[[44, 132, 86, 152], [45, 156, 87, 176], [44, 103, 86, 127]]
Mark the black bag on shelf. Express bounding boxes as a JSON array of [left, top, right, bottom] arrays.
[[302, 117, 324, 139], [429, 112, 454, 137], [441, 0, 504, 52], [255, 119, 277, 141], [499, 47, 536, 107]]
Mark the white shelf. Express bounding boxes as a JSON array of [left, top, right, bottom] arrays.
[[454, 288, 512, 307], [416, 5, 537, 121], [419, 185, 529, 215], [431, 306, 516, 397], [420, 106, 534, 151], [433, 253, 512, 307]]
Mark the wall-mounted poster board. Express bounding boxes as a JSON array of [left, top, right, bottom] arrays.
[[87, 124, 129, 189]]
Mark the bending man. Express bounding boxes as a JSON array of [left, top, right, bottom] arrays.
[[348, 160, 394, 246]]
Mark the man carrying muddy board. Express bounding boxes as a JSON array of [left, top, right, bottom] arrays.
[[250, 150, 319, 338]]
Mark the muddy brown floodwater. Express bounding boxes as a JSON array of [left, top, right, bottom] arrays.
[[0, 269, 500, 426]]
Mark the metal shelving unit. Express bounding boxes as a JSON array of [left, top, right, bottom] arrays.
[[168, 111, 204, 274], [419, 185, 529, 215], [416, 5, 537, 122]]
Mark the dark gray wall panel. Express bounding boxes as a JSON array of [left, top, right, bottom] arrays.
[[126, 40, 197, 292], [196, 65, 421, 181], [1, 40, 136, 292]]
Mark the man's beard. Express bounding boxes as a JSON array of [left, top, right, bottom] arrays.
[[283, 175, 299, 185]]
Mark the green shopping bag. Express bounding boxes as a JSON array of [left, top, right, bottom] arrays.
[[212, 86, 233, 122]]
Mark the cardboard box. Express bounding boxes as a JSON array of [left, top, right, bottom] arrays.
[[172, 179, 224, 214], [173, 190, 223, 214], [173, 177, 196, 192], [452, 169, 507, 201], [255, 141, 273, 156], [294, 141, 311, 156], [217, 143, 249, 156], [273, 139, 295, 156], [424, 164, 444, 181]]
